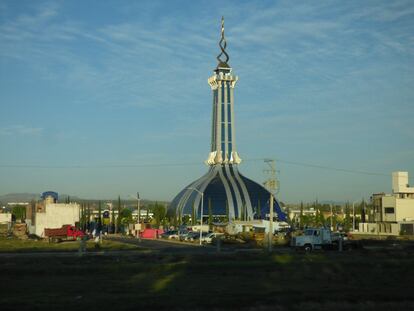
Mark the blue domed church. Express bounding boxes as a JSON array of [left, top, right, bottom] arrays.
[[168, 18, 286, 223]]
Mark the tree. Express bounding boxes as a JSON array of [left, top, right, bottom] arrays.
[[84, 202, 91, 230], [182, 215, 190, 225], [80, 204, 84, 230], [87, 203, 91, 230], [316, 204, 325, 227], [225, 200, 229, 222], [360, 199, 366, 223], [151, 202, 166, 228], [111, 203, 115, 231], [299, 203, 317, 228], [329, 205, 338, 230], [208, 197, 213, 230], [171, 213, 178, 227], [98, 201, 102, 226], [120, 208, 133, 225], [177, 209, 182, 226], [285, 206, 291, 222], [299, 201, 304, 229], [12, 205, 26, 222], [344, 201, 351, 232], [116, 196, 122, 233], [29, 199, 36, 223], [314, 201, 320, 226], [162, 204, 168, 227], [82, 203, 87, 230], [191, 203, 196, 226], [257, 198, 262, 219]]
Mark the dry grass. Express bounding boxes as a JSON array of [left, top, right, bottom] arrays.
[[0, 237, 139, 252], [1, 249, 413, 310]]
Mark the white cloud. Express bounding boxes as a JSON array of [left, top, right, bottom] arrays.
[[0, 125, 44, 137]]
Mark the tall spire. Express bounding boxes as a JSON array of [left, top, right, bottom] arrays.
[[216, 16, 230, 68], [168, 17, 288, 224], [206, 17, 240, 166]]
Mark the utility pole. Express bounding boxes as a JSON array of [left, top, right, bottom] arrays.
[[263, 159, 279, 253]]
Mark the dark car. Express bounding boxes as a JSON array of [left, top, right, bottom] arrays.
[[185, 231, 201, 241], [160, 230, 178, 239]]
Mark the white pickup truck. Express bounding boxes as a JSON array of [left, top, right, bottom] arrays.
[[291, 227, 340, 252]]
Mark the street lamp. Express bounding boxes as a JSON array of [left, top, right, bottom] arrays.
[[129, 193, 141, 240], [128, 193, 141, 224], [187, 187, 204, 246], [330, 204, 334, 231], [136, 192, 141, 225]]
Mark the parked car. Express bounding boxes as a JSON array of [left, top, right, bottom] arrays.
[[169, 230, 188, 240], [160, 230, 177, 239], [201, 232, 223, 244], [185, 231, 202, 241], [179, 231, 193, 241]]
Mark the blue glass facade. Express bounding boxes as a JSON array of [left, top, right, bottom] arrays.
[[211, 90, 218, 151], [168, 165, 287, 221]]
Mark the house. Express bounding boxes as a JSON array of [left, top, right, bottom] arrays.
[[26, 191, 80, 237], [360, 172, 414, 235]]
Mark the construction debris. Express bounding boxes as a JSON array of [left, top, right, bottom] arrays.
[[13, 223, 28, 239], [0, 224, 9, 237]]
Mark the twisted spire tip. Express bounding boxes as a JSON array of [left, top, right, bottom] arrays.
[[216, 16, 229, 67]]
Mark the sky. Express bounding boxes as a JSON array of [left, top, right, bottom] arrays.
[[0, 0, 413, 203]]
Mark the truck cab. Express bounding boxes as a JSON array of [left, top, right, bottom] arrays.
[[291, 228, 333, 252]]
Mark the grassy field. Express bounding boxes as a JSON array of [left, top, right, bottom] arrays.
[[0, 237, 139, 252], [1, 248, 414, 311]]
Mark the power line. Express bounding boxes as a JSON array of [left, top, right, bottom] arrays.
[[0, 162, 201, 169], [244, 158, 412, 181], [243, 158, 390, 176], [274, 159, 390, 177], [0, 158, 411, 181]]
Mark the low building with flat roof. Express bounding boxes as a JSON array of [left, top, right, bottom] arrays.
[[26, 191, 80, 237]]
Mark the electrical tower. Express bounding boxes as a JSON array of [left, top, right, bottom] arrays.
[[263, 159, 279, 252], [263, 159, 279, 194]]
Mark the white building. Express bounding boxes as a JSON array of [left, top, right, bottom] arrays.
[[33, 203, 80, 237], [26, 192, 81, 237], [0, 213, 12, 224], [224, 220, 289, 235], [288, 208, 317, 223], [360, 172, 414, 235]]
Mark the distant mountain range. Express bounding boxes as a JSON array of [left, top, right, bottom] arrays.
[[0, 193, 346, 207], [0, 193, 80, 204], [0, 193, 41, 203], [318, 200, 347, 206], [0, 193, 165, 206]]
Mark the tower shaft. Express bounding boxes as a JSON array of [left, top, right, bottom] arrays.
[[206, 71, 241, 165]]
